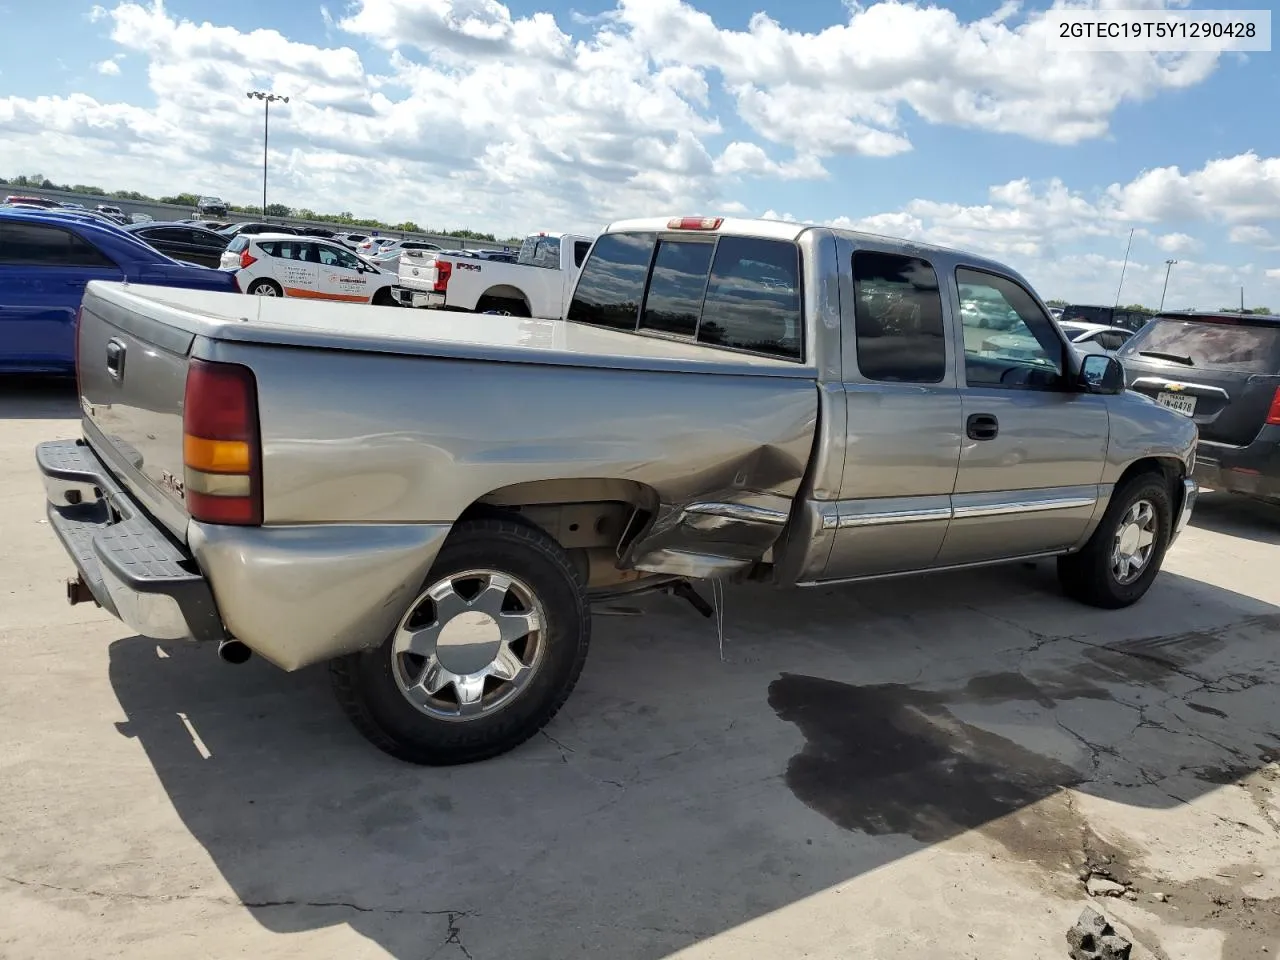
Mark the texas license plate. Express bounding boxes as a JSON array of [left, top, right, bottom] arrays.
[[1156, 391, 1196, 416]]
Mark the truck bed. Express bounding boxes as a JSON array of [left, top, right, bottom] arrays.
[[101, 282, 816, 378]]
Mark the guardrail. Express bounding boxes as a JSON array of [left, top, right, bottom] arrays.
[[0, 185, 513, 252]]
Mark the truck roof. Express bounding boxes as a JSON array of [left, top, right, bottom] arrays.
[[604, 216, 1037, 294]]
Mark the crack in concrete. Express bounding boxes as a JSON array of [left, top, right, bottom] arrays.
[[1, 874, 468, 919], [538, 730, 625, 790]]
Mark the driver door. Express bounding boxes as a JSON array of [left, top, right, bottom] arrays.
[[936, 266, 1110, 566], [315, 243, 373, 302]]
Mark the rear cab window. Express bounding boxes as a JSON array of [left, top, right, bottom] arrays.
[[518, 235, 562, 270], [1119, 315, 1280, 374], [566, 230, 803, 361]]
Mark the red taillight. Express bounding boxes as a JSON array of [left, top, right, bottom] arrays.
[[1267, 386, 1280, 426], [434, 259, 452, 293], [667, 216, 723, 231], [239, 249, 257, 269], [73, 306, 83, 397], [182, 359, 262, 526]]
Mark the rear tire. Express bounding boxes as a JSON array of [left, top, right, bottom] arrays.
[[476, 295, 530, 317], [247, 279, 282, 297], [372, 287, 398, 307], [1057, 473, 1173, 609], [330, 517, 591, 765]]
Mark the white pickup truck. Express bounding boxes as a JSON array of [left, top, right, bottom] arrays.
[[396, 231, 594, 318]]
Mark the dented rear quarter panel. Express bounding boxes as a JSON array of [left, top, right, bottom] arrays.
[[196, 339, 821, 539]]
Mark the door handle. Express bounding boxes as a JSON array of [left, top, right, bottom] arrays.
[[105, 338, 126, 380], [966, 413, 999, 441]]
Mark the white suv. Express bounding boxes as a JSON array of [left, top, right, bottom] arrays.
[[221, 233, 400, 305]]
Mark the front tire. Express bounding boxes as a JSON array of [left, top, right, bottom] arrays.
[[331, 517, 590, 765], [1057, 473, 1174, 609]]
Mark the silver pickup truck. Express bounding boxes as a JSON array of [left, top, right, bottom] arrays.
[[36, 216, 1198, 765]]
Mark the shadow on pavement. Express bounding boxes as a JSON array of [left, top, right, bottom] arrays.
[[107, 565, 1280, 958], [1190, 490, 1280, 546], [0, 376, 78, 420]]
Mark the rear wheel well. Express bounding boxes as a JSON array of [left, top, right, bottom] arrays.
[[453, 479, 660, 590], [476, 286, 531, 316]]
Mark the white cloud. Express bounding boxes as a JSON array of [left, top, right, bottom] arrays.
[[1112, 153, 1280, 224], [87, 4, 107, 21], [1155, 232, 1199, 254], [94, 58, 121, 76], [1228, 224, 1275, 246]]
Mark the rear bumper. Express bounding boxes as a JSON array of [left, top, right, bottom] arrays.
[[37, 439, 223, 643], [1193, 430, 1280, 502], [36, 438, 453, 671]]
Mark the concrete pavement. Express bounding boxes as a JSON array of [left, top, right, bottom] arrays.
[[2, 379, 1279, 959]]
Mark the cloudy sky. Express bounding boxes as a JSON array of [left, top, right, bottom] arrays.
[[0, 0, 1277, 308]]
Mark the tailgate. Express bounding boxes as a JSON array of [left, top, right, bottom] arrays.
[[77, 285, 194, 540], [1119, 315, 1280, 446]]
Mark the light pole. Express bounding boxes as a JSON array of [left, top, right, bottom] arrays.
[[1159, 259, 1177, 312], [246, 91, 289, 216]]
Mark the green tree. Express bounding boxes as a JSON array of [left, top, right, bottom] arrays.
[[160, 193, 200, 207], [265, 202, 294, 217], [1044, 298, 1068, 307]]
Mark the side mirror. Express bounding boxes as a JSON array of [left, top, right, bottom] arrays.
[[1078, 353, 1125, 395]]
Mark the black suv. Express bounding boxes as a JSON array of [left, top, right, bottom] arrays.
[[1118, 311, 1280, 504]]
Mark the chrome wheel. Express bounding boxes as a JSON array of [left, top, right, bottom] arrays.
[[1112, 499, 1158, 585], [391, 569, 546, 721]]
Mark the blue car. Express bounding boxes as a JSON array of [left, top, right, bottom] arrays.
[[0, 209, 239, 374]]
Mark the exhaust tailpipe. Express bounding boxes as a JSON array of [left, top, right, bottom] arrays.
[[218, 639, 252, 665]]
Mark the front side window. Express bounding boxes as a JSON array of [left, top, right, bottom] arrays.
[[957, 268, 1065, 390], [852, 251, 945, 383], [318, 245, 361, 269], [566, 232, 656, 331]]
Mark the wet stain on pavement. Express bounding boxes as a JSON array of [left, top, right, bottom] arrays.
[[767, 673, 1087, 842]]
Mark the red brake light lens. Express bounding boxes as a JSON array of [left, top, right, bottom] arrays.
[[1267, 386, 1280, 426], [667, 217, 723, 231], [240, 249, 257, 269], [434, 259, 452, 293], [182, 359, 262, 526]]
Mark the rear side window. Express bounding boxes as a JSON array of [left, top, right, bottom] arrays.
[[573, 240, 591, 267], [0, 222, 116, 267], [1120, 317, 1280, 374], [852, 251, 945, 383], [698, 237, 802, 359], [568, 232, 803, 360]]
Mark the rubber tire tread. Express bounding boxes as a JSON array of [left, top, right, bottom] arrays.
[[330, 517, 590, 765], [1057, 473, 1173, 610]]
